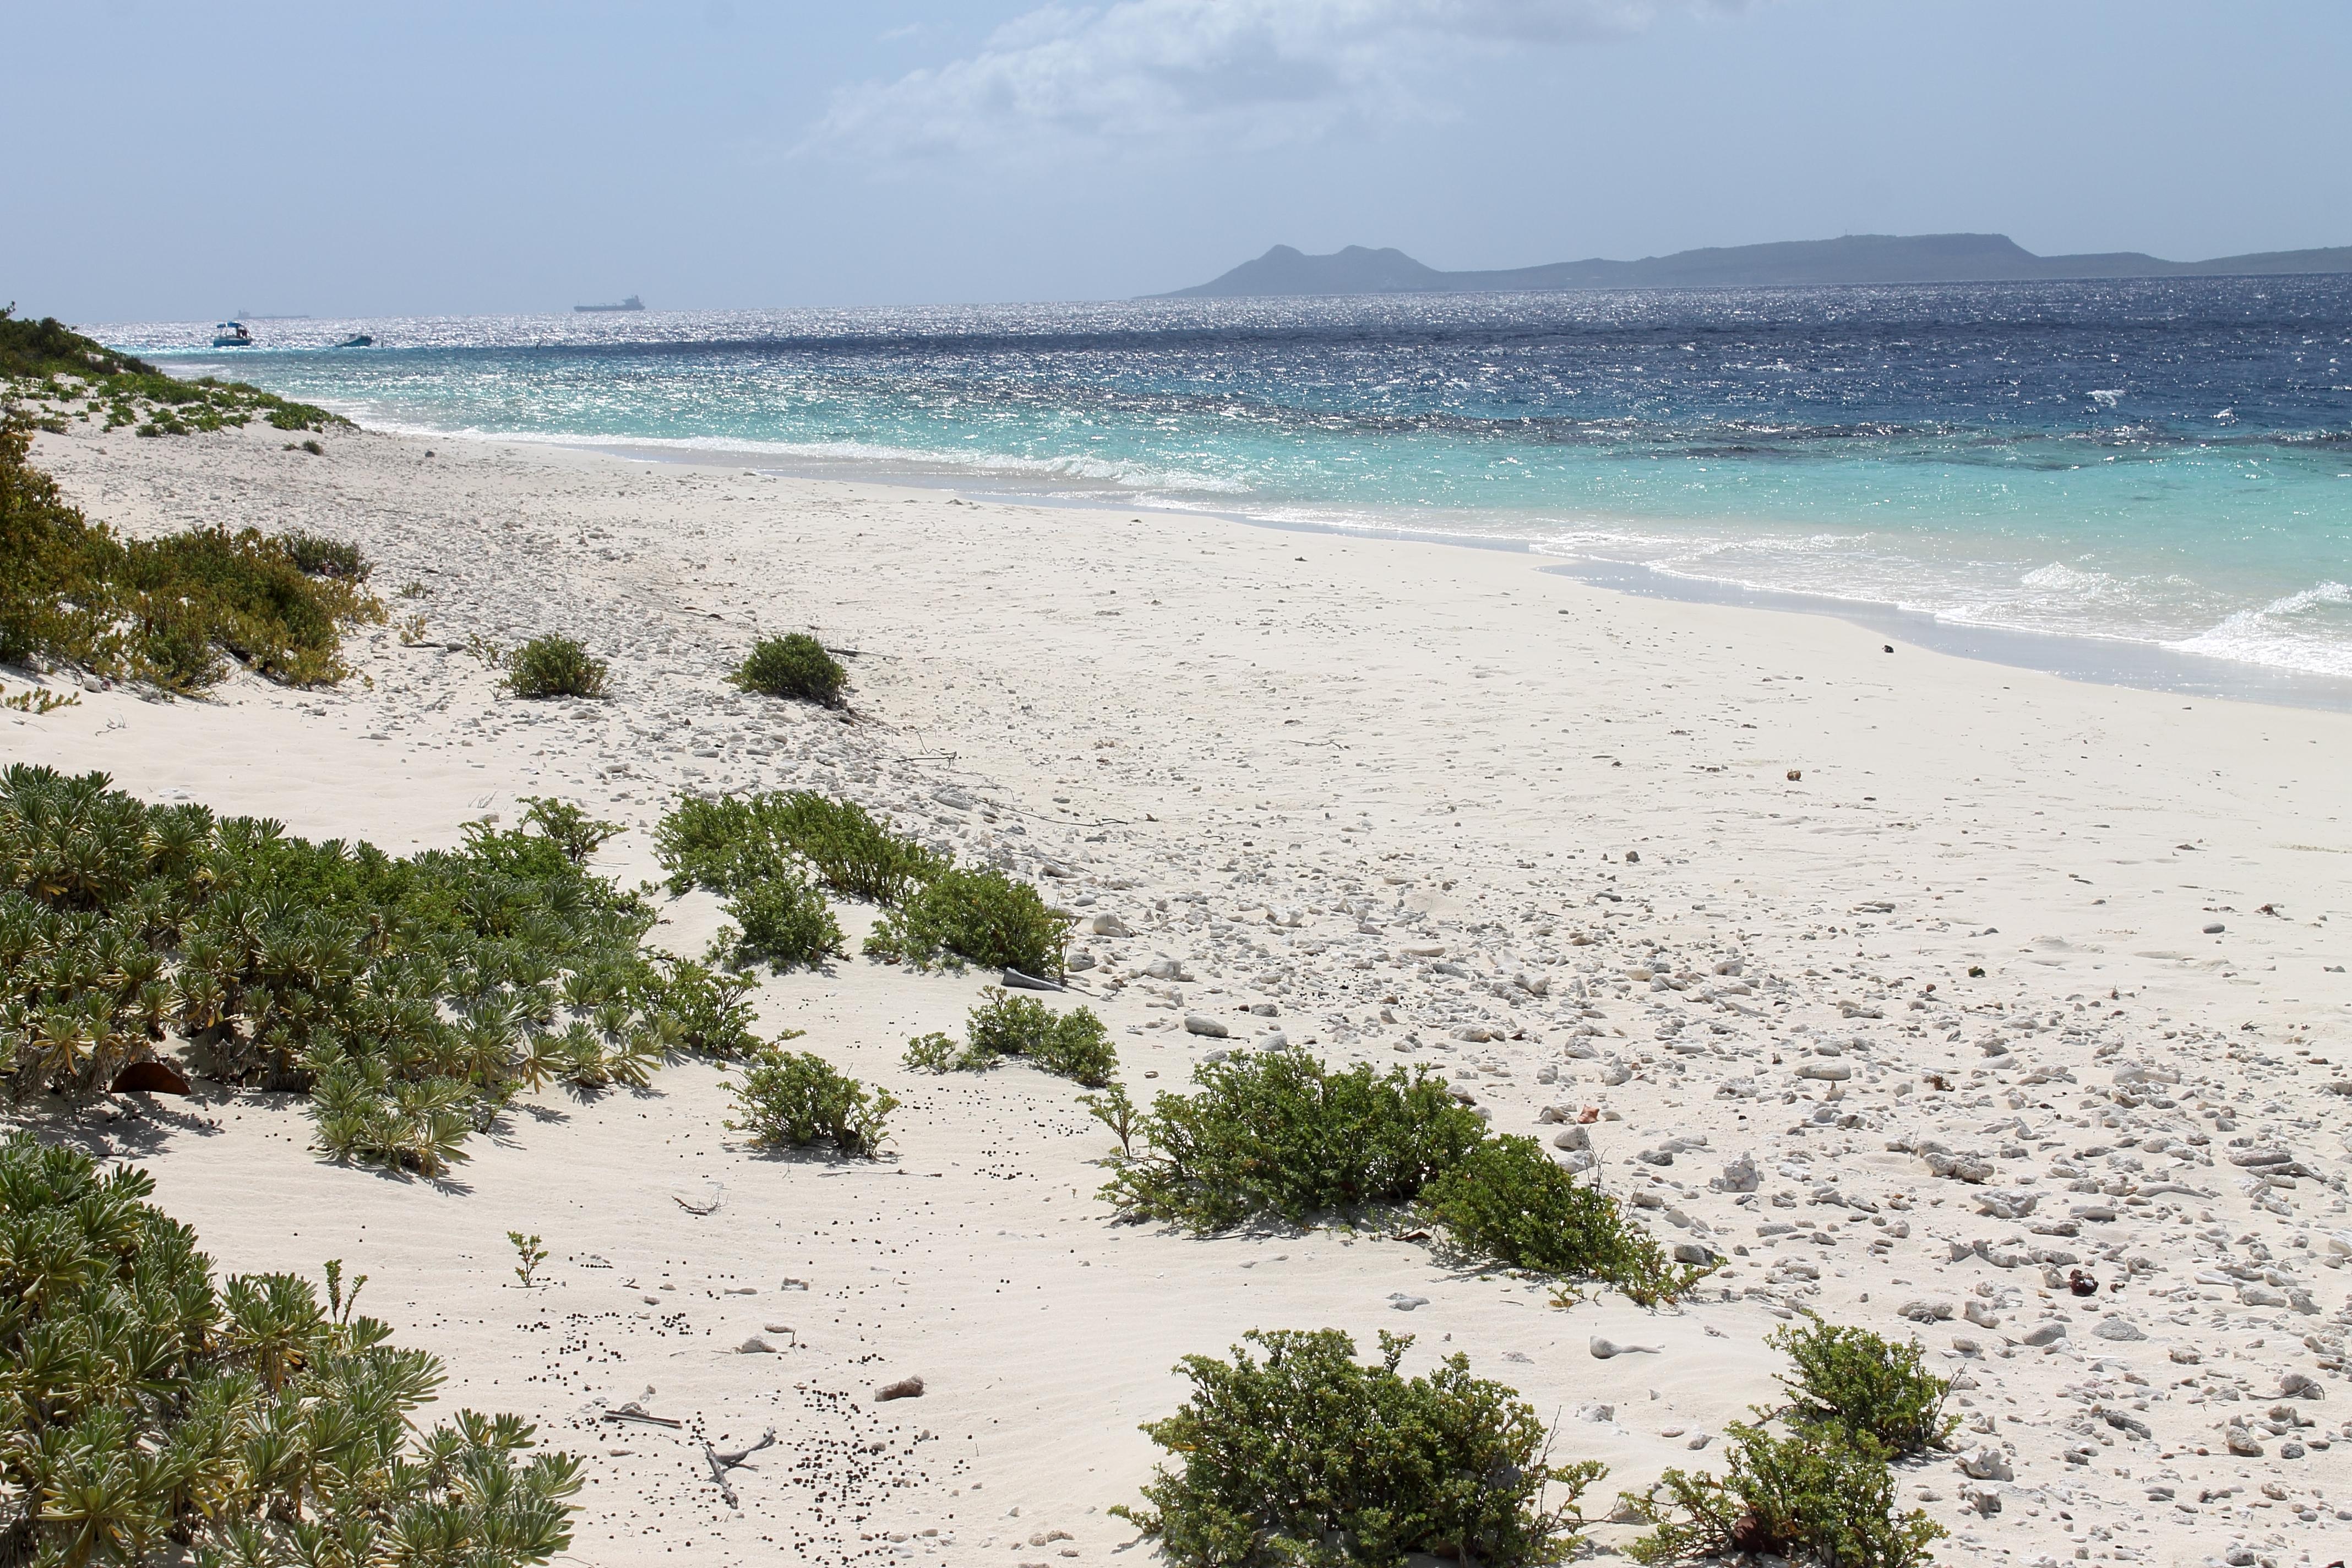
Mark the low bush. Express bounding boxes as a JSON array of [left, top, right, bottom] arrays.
[[629, 956, 774, 1059], [718, 872, 843, 972], [1117, 1327, 1603, 1568], [1622, 1317, 1950, 1567], [520, 795, 624, 865], [505, 634, 609, 699], [863, 862, 1072, 977], [726, 1049, 896, 1157], [126, 524, 382, 687], [1102, 1053, 1487, 1231], [901, 987, 1117, 1086], [1422, 1134, 1705, 1306], [655, 794, 1065, 976], [1624, 1420, 1942, 1568], [1770, 1318, 1954, 1458], [1080, 1081, 1140, 1156], [1, 416, 382, 690], [0, 1133, 583, 1566], [730, 631, 847, 706], [280, 527, 371, 581], [0, 766, 761, 1173], [656, 791, 939, 906], [1101, 1052, 1690, 1299]]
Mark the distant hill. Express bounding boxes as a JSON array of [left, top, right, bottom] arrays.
[[1158, 234, 2352, 298]]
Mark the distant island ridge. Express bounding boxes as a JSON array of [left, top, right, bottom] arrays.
[[1158, 233, 2352, 297]]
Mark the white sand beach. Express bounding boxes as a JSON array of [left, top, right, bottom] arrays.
[[9, 416, 2352, 1568]]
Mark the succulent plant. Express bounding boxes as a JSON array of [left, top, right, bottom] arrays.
[[1, 766, 767, 1172], [0, 1133, 582, 1565]]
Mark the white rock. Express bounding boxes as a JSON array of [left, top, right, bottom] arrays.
[[1588, 1337, 1660, 1359], [1974, 1190, 2038, 1219], [1183, 1014, 1229, 1038], [1957, 1445, 2013, 1482]]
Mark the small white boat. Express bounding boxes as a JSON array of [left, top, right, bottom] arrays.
[[211, 322, 253, 347]]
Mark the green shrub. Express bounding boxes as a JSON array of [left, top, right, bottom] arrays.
[[0, 766, 743, 1171], [1101, 1052, 1685, 1299], [1422, 1134, 1706, 1306], [1624, 1420, 1943, 1568], [520, 795, 623, 864], [901, 987, 1117, 1086], [903, 1031, 963, 1072], [279, 528, 370, 580], [718, 873, 843, 972], [126, 524, 382, 687], [1621, 1319, 1950, 1567], [657, 795, 1061, 976], [729, 631, 847, 706], [0, 417, 381, 690], [656, 790, 939, 905], [0, 1133, 582, 1566], [863, 863, 1072, 976], [1769, 1319, 1955, 1458], [778, 793, 941, 902], [1117, 1328, 1603, 1568], [1102, 1053, 1487, 1232], [1080, 1081, 1140, 1157], [726, 1049, 896, 1157], [505, 634, 609, 699], [968, 987, 1116, 1085], [628, 956, 774, 1060]]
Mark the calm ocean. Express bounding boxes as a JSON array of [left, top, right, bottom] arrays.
[[99, 277, 2352, 682]]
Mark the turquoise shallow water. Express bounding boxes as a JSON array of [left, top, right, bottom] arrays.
[[99, 279, 2352, 679]]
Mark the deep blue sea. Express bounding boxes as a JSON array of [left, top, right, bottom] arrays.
[[97, 277, 2352, 680]]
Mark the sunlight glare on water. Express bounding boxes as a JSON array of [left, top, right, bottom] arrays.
[[96, 277, 2352, 678]]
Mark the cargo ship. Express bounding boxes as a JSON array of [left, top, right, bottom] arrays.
[[574, 295, 645, 313]]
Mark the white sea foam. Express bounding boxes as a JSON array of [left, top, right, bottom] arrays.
[[2172, 581, 2352, 678], [358, 422, 1255, 496], [2015, 561, 2122, 598]]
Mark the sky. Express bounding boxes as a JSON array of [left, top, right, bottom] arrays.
[[7, 0, 2349, 321]]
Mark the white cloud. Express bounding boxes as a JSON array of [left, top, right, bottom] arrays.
[[810, 0, 1740, 159]]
